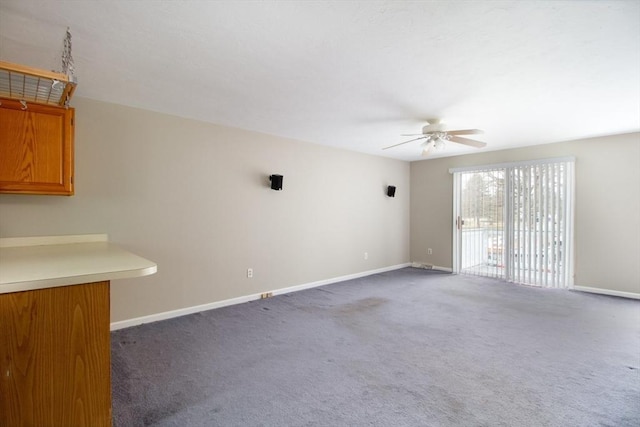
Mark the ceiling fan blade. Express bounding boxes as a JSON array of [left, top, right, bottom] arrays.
[[447, 129, 484, 136], [449, 135, 487, 148], [382, 136, 426, 150]]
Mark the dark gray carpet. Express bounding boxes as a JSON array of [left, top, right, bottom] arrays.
[[111, 268, 640, 426]]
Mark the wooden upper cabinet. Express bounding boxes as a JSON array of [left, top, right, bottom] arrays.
[[0, 97, 74, 195]]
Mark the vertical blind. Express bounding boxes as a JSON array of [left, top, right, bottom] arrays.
[[508, 161, 574, 288], [452, 158, 575, 289]]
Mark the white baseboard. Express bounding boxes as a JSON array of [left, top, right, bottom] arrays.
[[410, 262, 453, 273], [573, 286, 640, 300], [432, 265, 453, 273], [110, 263, 411, 331]]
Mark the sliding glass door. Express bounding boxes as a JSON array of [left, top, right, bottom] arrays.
[[452, 158, 574, 288], [454, 169, 506, 279]]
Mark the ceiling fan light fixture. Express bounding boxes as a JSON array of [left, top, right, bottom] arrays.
[[425, 133, 446, 150]]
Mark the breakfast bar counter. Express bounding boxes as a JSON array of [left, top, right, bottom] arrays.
[[0, 234, 157, 293], [0, 234, 157, 427]]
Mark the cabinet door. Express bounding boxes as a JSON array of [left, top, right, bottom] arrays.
[[0, 98, 74, 195], [0, 282, 112, 427]]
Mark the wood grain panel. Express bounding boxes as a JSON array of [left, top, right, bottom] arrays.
[[0, 281, 111, 427], [0, 107, 62, 182], [0, 97, 74, 195]]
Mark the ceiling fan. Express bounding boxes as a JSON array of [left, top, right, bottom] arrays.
[[383, 119, 487, 156]]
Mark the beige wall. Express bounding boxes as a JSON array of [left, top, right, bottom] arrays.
[[0, 97, 411, 322], [1, 97, 636, 324], [410, 132, 640, 294]]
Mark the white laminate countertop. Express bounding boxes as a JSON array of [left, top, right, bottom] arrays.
[[0, 234, 157, 294]]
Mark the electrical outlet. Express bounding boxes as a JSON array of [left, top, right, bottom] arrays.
[[260, 292, 273, 299], [247, 268, 253, 278], [428, 248, 433, 255], [364, 252, 368, 260]]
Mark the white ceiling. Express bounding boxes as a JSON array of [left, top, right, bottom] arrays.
[[1, 1, 638, 161]]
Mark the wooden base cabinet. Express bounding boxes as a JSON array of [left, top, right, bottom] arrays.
[[0, 281, 111, 426]]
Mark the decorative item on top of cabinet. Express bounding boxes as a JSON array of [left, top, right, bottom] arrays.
[[0, 29, 77, 107]]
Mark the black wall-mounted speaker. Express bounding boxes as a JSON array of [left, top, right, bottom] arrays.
[[270, 174, 283, 190], [387, 185, 396, 197]]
